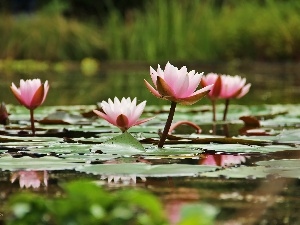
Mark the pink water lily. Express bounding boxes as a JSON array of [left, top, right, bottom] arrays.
[[201, 73, 251, 121], [145, 62, 213, 148], [93, 97, 153, 132], [11, 79, 49, 110], [10, 79, 49, 135], [201, 74, 250, 100], [144, 62, 213, 105], [220, 75, 251, 99], [11, 170, 48, 189], [200, 73, 222, 99]]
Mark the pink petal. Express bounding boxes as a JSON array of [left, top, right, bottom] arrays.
[[30, 85, 44, 109], [144, 79, 161, 98], [93, 109, 116, 126], [134, 116, 154, 126], [156, 76, 175, 98], [237, 83, 251, 98]]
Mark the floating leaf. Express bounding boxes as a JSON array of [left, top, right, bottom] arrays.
[[0, 155, 82, 171], [76, 163, 218, 177], [201, 166, 269, 179], [256, 159, 300, 178], [92, 131, 145, 154]]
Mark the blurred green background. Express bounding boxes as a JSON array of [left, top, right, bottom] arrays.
[[0, 0, 300, 62], [0, 0, 299, 106]]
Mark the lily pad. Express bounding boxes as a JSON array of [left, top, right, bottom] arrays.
[[0, 155, 82, 171], [91, 131, 145, 154], [201, 166, 269, 179], [26, 144, 92, 154], [200, 143, 297, 154], [256, 159, 300, 178], [59, 153, 119, 162], [76, 163, 218, 177]]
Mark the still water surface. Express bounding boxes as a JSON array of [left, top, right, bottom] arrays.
[[0, 62, 299, 106], [0, 62, 300, 224]]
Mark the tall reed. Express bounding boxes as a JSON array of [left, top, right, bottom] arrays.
[[104, 0, 300, 62]]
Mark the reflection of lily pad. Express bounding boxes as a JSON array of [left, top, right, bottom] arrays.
[[0, 155, 82, 171], [76, 163, 218, 177]]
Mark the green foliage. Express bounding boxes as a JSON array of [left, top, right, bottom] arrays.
[[5, 180, 168, 225], [178, 203, 219, 225], [1, 0, 300, 61], [0, 14, 105, 61], [104, 0, 300, 62]]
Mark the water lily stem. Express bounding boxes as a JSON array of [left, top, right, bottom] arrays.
[[158, 101, 177, 148], [30, 109, 35, 136], [223, 99, 230, 121], [212, 99, 216, 121]]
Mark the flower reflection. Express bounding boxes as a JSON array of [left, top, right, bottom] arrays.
[[11, 170, 48, 189], [165, 200, 185, 225], [199, 154, 248, 167], [100, 175, 146, 185]]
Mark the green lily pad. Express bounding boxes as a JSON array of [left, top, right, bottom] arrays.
[[26, 144, 92, 154], [59, 153, 119, 162], [0, 155, 82, 171], [201, 166, 269, 179], [256, 159, 300, 179], [92, 131, 145, 154], [76, 163, 218, 177], [200, 143, 297, 154]]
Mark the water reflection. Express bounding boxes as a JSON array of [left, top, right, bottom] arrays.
[[10, 170, 48, 189], [0, 62, 299, 106], [199, 154, 248, 167], [165, 200, 186, 225], [100, 175, 146, 186]]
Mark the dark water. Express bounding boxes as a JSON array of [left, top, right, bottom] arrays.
[[0, 62, 299, 106]]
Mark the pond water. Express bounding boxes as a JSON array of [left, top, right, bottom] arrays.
[[0, 62, 300, 224], [0, 61, 299, 106]]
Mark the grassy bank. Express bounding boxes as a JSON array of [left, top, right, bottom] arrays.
[[1, 0, 300, 62]]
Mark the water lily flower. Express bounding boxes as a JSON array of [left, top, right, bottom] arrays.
[[220, 75, 251, 121], [0, 102, 9, 125], [10, 79, 49, 110], [93, 97, 153, 132], [144, 62, 213, 105], [220, 75, 251, 99], [200, 73, 222, 99], [201, 73, 222, 121], [11, 170, 48, 189], [201, 74, 251, 121], [10, 79, 49, 135], [145, 62, 213, 148]]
